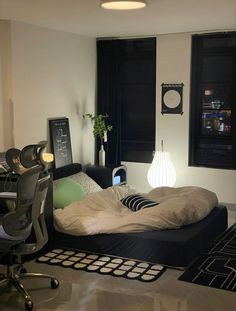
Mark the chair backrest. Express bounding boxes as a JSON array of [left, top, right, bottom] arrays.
[[2, 165, 42, 239], [3, 167, 51, 255], [24, 172, 51, 254]]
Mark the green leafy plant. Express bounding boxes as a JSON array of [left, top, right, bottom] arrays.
[[83, 113, 112, 144]]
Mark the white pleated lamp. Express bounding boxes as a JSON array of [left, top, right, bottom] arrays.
[[147, 141, 176, 188]]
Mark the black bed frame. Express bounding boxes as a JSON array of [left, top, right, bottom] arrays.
[[47, 163, 228, 269]]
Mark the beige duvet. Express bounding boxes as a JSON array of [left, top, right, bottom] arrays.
[[53, 185, 218, 236]]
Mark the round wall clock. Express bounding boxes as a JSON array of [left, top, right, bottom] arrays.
[[161, 83, 184, 115]]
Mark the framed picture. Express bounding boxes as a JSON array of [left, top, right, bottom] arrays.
[[49, 118, 73, 168], [161, 83, 184, 115]]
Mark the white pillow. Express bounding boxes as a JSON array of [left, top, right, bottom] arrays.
[[65, 172, 102, 195]]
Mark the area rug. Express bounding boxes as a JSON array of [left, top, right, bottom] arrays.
[[37, 248, 166, 283], [179, 223, 236, 292]]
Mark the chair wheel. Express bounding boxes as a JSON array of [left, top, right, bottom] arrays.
[[51, 278, 59, 289], [25, 299, 33, 310]]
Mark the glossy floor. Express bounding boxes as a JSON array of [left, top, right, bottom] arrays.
[[0, 209, 235, 311], [0, 260, 235, 311]]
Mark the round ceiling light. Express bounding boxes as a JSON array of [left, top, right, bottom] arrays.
[[100, 0, 147, 10]]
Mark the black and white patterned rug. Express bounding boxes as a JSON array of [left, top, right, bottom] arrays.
[[37, 249, 165, 282], [179, 223, 236, 292]]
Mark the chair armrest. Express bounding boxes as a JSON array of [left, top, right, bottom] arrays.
[[0, 193, 17, 212], [0, 192, 17, 199]]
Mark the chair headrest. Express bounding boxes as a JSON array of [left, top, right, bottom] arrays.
[[5, 148, 28, 175], [5, 141, 50, 174], [20, 142, 47, 168]]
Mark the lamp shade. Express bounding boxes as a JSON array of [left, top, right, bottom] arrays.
[[147, 151, 176, 188], [41, 153, 54, 164], [100, 0, 147, 10]]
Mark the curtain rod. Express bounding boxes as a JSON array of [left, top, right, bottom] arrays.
[[96, 34, 157, 41], [96, 28, 236, 41]]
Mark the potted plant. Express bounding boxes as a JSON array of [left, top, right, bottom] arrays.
[[83, 113, 112, 166]]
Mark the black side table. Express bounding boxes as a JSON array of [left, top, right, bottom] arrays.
[[86, 165, 127, 189]]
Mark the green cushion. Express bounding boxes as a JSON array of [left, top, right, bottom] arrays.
[[53, 177, 85, 209]]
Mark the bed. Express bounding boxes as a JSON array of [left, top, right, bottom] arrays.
[[49, 163, 228, 269]]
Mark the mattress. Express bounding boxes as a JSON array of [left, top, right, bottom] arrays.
[[49, 164, 228, 268], [53, 204, 227, 268]]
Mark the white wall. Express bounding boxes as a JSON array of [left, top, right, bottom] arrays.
[[1, 22, 235, 204], [0, 20, 14, 150], [0, 24, 3, 150], [125, 32, 236, 204], [10, 21, 96, 164]]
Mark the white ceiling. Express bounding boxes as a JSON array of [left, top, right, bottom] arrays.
[[0, 0, 236, 38]]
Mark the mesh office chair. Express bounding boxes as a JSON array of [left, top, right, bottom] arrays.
[[0, 148, 59, 310]]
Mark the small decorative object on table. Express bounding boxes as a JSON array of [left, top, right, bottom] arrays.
[[83, 113, 112, 166], [99, 144, 106, 166]]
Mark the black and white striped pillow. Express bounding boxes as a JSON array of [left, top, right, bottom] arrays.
[[121, 194, 159, 212]]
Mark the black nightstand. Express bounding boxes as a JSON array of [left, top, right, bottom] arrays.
[[86, 165, 127, 189]]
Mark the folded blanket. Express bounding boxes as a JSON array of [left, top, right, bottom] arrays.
[[53, 185, 218, 236]]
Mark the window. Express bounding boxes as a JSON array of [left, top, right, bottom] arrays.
[[96, 38, 156, 165], [189, 32, 236, 170]]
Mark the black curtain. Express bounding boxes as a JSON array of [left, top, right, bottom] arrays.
[[96, 38, 156, 166], [96, 39, 123, 166]]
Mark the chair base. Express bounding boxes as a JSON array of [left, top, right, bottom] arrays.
[[0, 264, 59, 310]]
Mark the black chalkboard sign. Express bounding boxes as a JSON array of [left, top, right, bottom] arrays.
[[49, 118, 73, 168]]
